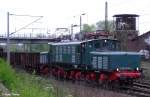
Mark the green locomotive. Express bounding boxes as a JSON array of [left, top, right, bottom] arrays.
[[47, 38, 141, 84]]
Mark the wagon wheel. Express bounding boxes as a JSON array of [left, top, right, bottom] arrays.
[[41, 66, 49, 75]]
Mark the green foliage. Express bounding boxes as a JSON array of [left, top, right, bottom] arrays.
[[0, 59, 17, 89], [82, 24, 96, 33], [0, 58, 55, 97], [96, 20, 114, 32], [9, 44, 49, 52], [30, 44, 49, 52], [81, 20, 114, 33]]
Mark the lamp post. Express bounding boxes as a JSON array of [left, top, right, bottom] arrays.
[[7, 12, 10, 64], [79, 13, 86, 40], [71, 24, 78, 40]]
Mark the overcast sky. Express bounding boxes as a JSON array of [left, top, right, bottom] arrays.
[[0, 0, 150, 36]]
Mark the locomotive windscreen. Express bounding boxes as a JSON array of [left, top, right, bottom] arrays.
[[95, 39, 120, 51]]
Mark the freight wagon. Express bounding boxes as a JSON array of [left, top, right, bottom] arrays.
[[0, 52, 40, 72]]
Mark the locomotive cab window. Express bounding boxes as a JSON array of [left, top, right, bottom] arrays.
[[103, 40, 108, 47], [76, 45, 81, 53], [81, 43, 86, 52], [95, 42, 100, 48], [93, 39, 121, 51], [101, 40, 109, 51]]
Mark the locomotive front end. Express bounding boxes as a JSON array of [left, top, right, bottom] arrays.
[[90, 51, 142, 83], [107, 52, 141, 81]]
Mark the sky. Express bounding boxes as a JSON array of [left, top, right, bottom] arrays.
[[0, 0, 150, 36]]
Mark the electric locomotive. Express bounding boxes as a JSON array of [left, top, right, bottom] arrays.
[[46, 38, 141, 84]]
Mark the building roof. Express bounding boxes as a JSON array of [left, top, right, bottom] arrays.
[[133, 31, 150, 40], [139, 31, 150, 38], [113, 14, 139, 17]]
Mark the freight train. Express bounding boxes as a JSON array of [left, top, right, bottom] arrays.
[[40, 38, 142, 85], [0, 38, 142, 85]]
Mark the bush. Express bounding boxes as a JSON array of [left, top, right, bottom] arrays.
[[0, 58, 55, 97], [0, 59, 17, 89]]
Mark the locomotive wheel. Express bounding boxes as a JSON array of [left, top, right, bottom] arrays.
[[75, 71, 81, 81], [57, 68, 65, 80], [70, 71, 76, 83], [85, 74, 91, 83]]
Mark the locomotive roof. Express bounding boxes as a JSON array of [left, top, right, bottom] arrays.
[[50, 41, 82, 45], [49, 38, 118, 46], [90, 51, 142, 55], [40, 52, 48, 54]]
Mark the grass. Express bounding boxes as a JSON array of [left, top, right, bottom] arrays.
[[0, 58, 55, 97]]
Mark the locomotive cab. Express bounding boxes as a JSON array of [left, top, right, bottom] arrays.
[[80, 39, 120, 66], [87, 39, 142, 82]]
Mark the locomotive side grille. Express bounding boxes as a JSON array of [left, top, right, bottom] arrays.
[[59, 54, 62, 62], [92, 56, 109, 70], [103, 56, 108, 69], [92, 57, 97, 69], [55, 54, 62, 62], [56, 55, 59, 61], [67, 46, 71, 54], [56, 46, 59, 54], [63, 46, 67, 54], [98, 57, 102, 69], [76, 53, 80, 63], [72, 55, 75, 63], [72, 46, 75, 54]]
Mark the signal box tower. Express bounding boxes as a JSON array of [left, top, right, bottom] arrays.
[[113, 14, 139, 51]]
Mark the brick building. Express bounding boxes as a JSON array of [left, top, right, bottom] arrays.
[[130, 31, 150, 52]]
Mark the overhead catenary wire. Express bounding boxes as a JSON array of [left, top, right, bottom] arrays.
[[9, 15, 43, 35]]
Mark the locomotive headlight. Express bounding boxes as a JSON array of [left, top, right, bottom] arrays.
[[136, 67, 139, 71], [116, 68, 119, 72]]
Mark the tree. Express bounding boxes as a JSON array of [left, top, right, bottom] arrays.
[[96, 20, 114, 32], [82, 24, 96, 33]]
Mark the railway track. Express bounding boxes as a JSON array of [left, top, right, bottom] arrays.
[[15, 67, 150, 97], [49, 77, 150, 97], [123, 80, 150, 97]]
